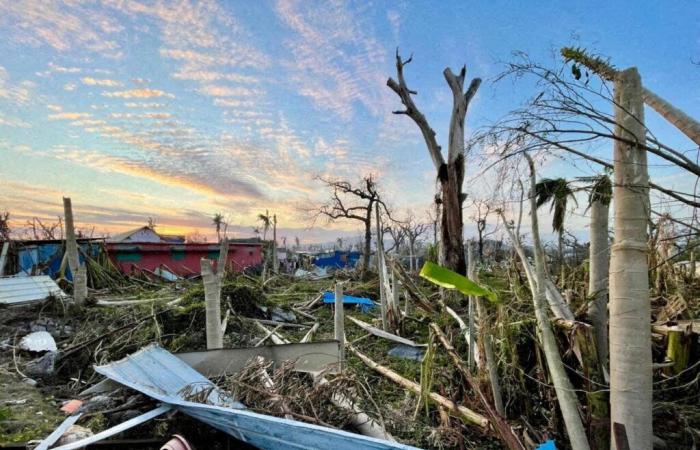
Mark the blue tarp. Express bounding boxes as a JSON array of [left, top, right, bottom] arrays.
[[322, 291, 375, 313], [18, 242, 100, 280], [536, 440, 556, 450], [313, 250, 361, 269]]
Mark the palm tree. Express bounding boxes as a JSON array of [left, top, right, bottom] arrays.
[[212, 213, 224, 242], [534, 177, 577, 282], [257, 210, 271, 241]]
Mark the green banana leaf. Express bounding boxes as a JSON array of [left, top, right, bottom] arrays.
[[419, 261, 498, 303]]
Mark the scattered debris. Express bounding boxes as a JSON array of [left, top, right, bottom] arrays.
[[19, 331, 57, 353], [387, 345, 425, 361], [24, 351, 57, 377], [60, 399, 83, 415], [0, 275, 65, 306], [161, 434, 194, 450]]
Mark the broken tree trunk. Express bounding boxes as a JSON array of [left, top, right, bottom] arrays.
[[525, 154, 590, 450], [63, 197, 86, 306], [387, 53, 480, 276], [348, 344, 489, 429], [664, 327, 690, 376], [202, 259, 223, 350], [609, 68, 652, 450], [641, 88, 700, 146]]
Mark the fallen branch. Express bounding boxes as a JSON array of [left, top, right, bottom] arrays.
[[348, 344, 489, 429], [429, 323, 525, 449]]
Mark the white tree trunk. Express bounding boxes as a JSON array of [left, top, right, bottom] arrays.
[[525, 154, 590, 450], [375, 203, 388, 331], [202, 258, 223, 349], [642, 87, 700, 146], [217, 237, 229, 279], [588, 199, 610, 372], [610, 68, 652, 450], [63, 197, 86, 306]]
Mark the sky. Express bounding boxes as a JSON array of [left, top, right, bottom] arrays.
[[0, 0, 698, 245]]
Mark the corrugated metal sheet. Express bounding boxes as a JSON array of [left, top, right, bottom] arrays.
[[95, 344, 420, 450], [0, 275, 65, 305]]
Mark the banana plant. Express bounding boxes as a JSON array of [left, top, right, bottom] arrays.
[[419, 261, 498, 303]]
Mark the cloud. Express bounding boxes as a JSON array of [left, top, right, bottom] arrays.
[[48, 112, 91, 120], [197, 85, 261, 98], [213, 98, 255, 108], [102, 89, 175, 99], [0, 113, 31, 128], [172, 69, 258, 84], [274, 0, 390, 121], [124, 102, 165, 108], [81, 77, 123, 87], [0, 1, 123, 57], [0, 66, 33, 104]]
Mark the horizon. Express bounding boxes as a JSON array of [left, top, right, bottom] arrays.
[[1, 1, 698, 245]]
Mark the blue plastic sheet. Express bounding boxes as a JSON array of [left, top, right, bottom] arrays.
[[536, 440, 556, 450], [322, 291, 375, 313]]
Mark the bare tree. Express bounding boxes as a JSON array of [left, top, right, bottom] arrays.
[[400, 214, 428, 271], [469, 199, 500, 261], [313, 175, 388, 276], [388, 51, 481, 275], [383, 224, 405, 254]]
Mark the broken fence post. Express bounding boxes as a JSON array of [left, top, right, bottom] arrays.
[[335, 282, 345, 371]]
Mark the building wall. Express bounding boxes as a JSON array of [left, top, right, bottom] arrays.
[[107, 243, 263, 277]]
